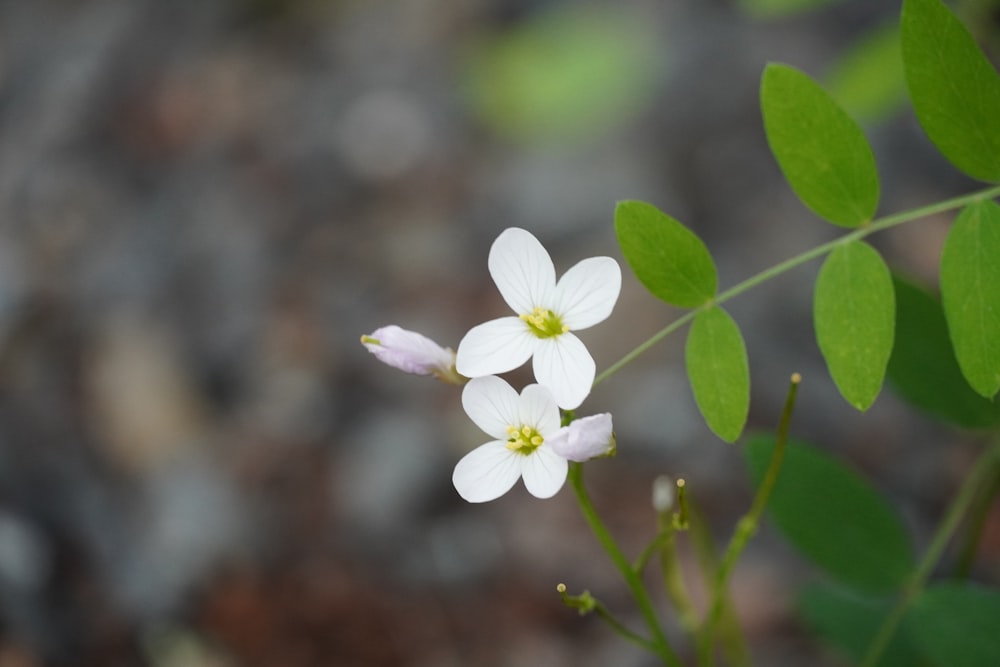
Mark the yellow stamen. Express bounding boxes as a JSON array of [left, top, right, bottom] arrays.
[[519, 307, 569, 338], [506, 423, 544, 455]]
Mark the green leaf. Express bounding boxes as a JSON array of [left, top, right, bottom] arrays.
[[761, 63, 880, 227], [813, 240, 895, 411], [904, 583, 1000, 667], [901, 0, 1000, 182], [826, 23, 906, 124], [940, 200, 1000, 398], [685, 307, 750, 442], [745, 437, 913, 592], [614, 200, 718, 307], [462, 5, 657, 144], [887, 276, 1000, 429], [799, 584, 920, 666]]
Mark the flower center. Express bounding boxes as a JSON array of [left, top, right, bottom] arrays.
[[520, 307, 568, 338], [506, 424, 544, 455]]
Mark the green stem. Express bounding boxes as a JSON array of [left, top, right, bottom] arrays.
[[688, 502, 752, 667], [860, 438, 1000, 667], [659, 521, 700, 634], [568, 463, 683, 667], [592, 599, 662, 652], [594, 185, 1000, 387], [634, 528, 674, 575], [954, 459, 1000, 578], [557, 584, 658, 652], [699, 373, 801, 665]]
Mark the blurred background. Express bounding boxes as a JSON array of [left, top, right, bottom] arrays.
[[0, 0, 998, 665]]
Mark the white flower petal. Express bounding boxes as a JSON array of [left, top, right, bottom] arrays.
[[532, 334, 595, 409], [554, 257, 622, 330], [548, 413, 615, 462], [452, 441, 523, 503], [517, 384, 562, 436], [488, 227, 556, 314], [520, 446, 569, 499], [456, 317, 536, 377], [462, 376, 521, 440]]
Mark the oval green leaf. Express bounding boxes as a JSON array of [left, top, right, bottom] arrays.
[[685, 307, 750, 442], [614, 200, 718, 307], [746, 437, 914, 592], [814, 240, 895, 411], [901, 0, 1000, 182], [888, 276, 1000, 429], [905, 583, 1000, 667], [940, 200, 1000, 399], [761, 63, 880, 227]]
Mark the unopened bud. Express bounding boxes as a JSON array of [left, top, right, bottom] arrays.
[[361, 325, 466, 385], [652, 475, 675, 512], [547, 413, 615, 462]]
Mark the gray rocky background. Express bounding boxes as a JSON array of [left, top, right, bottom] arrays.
[[0, 0, 997, 665]]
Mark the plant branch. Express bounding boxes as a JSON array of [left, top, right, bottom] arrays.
[[699, 373, 801, 665], [557, 583, 660, 652], [595, 184, 1000, 386]]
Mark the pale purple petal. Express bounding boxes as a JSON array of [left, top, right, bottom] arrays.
[[520, 446, 569, 499], [543, 427, 571, 456], [452, 441, 523, 503], [462, 376, 520, 440], [488, 227, 556, 314], [362, 325, 454, 375], [554, 257, 622, 330], [548, 413, 615, 462], [456, 317, 536, 377], [517, 384, 562, 436], [532, 334, 595, 410]]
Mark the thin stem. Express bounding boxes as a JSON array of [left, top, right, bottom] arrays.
[[954, 460, 1000, 578], [594, 184, 1000, 387], [744, 374, 800, 522], [687, 502, 752, 667], [860, 438, 1000, 667], [568, 463, 683, 667], [699, 373, 801, 665], [659, 518, 700, 634], [557, 583, 659, 652], [594, 312, 697, 386], [634, 528, 674, 575], [592, 599, 662, 652]]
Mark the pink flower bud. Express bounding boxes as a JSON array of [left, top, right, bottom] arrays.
[[361, 326, 465, 385], [548, 413, 615, 462]]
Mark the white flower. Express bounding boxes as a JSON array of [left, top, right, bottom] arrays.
[[455, 228, 621, 409], [547, 413, 615, 462], [453, 376, 569, 502], [361, 325, 465, 385]]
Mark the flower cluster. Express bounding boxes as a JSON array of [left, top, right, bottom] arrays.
[[363, 227, 621, 502]]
